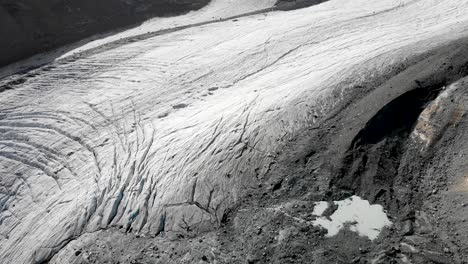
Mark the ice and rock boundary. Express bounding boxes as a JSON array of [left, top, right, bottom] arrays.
[[0, 0, 468, 263]]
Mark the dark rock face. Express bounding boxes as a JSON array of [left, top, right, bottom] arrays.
[[275, 0, 329, 11], [0, 0, 209, 67]]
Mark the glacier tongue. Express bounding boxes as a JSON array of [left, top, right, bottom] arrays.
[[0, 0, 468, 263]]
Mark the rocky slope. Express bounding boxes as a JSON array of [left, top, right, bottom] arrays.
[[0, 0, 467, 263], [0, 0, 209, 67]]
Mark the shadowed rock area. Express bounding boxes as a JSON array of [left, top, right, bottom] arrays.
[[0, 0, 209, 67]]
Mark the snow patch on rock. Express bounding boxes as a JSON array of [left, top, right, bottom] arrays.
[[312, 201, 329, 216], [312, 196, 391, 240]]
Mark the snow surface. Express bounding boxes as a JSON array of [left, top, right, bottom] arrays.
[[312, 201, 329, 216], [0, 0, 276, 79], [312, 196, 392, 240], [58, 0, 277, 58]]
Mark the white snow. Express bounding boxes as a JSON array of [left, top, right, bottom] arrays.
[[0, 0, 276, 79], [312, 196, 392, 240], [58, 0, 277, 58], [312, 201, 329, 216]]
